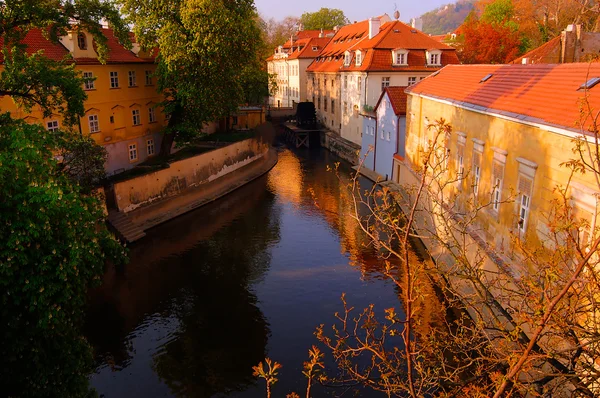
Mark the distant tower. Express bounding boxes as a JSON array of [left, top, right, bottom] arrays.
[[393, 10, 400, 20]]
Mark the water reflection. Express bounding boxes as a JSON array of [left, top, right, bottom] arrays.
[[86, 147, 445, 397]]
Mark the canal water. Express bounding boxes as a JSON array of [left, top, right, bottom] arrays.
[[85, 147, 427, 397]]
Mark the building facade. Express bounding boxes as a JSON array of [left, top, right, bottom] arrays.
[[0, 28, 166, 175], [361, 86, 407, 179], [399, 64, 600, 260], [306, 15, 458, 145], [266, 30, 333, 108]]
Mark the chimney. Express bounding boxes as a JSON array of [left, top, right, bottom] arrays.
[[368, 17, 381, 39], [521, 57, 529, 64], [319, 28, 324, 38], [410, 18, 423, 31], [561, 25, 576, 63]]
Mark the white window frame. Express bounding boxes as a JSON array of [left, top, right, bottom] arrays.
[[516, 158, 537, 234], [491, 148, 508, 213], [393, 49, 409, 66], [147, 139, 155, 156], [344, 51, 351, 66], [145, 70, 152, 85], [109, 71, 119, 88], [426, 50, 442, 66], [408, 76, 417, 85], [132, 109, 141, 126], [46, 120, 59, 132], [148, 107, 156, 123], [88, 114, 99, 133], [128, 143, 138, 162], [83, 71, 95, 90], [355, 50, 362, 66], [381, 77, 390, 91], [128, 70, 137, 87]]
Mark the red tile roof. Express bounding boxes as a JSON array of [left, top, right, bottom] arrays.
[[74, 28, 153, 64], [266, 31, 334, 61], [406, 63, 600, 133], [511, 36, 561, 64], [375, 86, 408, 115], [307, 19, 458, 73], [1, 28, 153, 65], [0, 29, 70, 63], [296, 30, 335, 40]]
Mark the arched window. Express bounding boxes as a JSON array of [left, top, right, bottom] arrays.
[[77, 33, 87, 50]]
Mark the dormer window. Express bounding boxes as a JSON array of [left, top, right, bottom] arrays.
[[355, 50, 363, 66], [312, 46, 318, 51], [427, 50, 442, 66], [392, 49, 409, 66], [77, 33, 87, 50], [344, 51, 351, 66]]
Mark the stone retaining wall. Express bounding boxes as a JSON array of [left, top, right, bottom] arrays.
[[113, 138, 268, 213], [320, 131, 360, 165]]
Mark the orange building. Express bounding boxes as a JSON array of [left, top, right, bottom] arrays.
[[0, 28, 166, 175]]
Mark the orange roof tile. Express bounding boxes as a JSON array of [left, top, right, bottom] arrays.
[[75, 28, 153, 64], [288, 37, 332, 60], [511, 36, 561, 64], [406, 63, 600, 134], [307, 19, 458, 73], [375, 86, 408, 115], [1, 28, 70, 63]]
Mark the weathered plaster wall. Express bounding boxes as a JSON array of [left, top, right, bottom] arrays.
[[113, 138, 269, 212]]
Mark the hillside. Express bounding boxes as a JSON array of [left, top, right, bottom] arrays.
[[420, 0, 476, 35]]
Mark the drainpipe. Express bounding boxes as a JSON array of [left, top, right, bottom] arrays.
[[78, 116, 83, 136]]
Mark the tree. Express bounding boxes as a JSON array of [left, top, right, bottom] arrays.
[[0, 115, 127, 396], [457, 7, 524, 63], [121, 0, 266, 154], [58, 133, 108, 194], [0, 0, 129, 125], [299, 8, 349, 31], [260, 15, 300, 50]]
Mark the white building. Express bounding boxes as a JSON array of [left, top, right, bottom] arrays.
[[306, 15, 458, 145], [267, 30, 334, 108]]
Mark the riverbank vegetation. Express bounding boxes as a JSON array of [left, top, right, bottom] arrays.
[[255, 101, 600, 397]]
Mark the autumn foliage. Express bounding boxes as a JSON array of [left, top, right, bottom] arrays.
[[458, 13, 522, 63]]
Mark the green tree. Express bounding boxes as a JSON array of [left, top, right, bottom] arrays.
[[0, 0, 130, 126], [121, 0, 266, 153], [299, 8, 349, 31], [58, 133, 108, 194], [0, 115, 127, 397]]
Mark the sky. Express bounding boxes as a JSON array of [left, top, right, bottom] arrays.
[[254, 0, 453, 24]]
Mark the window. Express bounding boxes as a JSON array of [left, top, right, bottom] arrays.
[[331, 79, 334, 88], [317, 96, 321, 110], [396, 53, 405, 64], [358, 76, 362, 92], [344, 76, 348, 89], [355, 51, 362, 65], [88, 114, 99, 133], [492, 159, 505, 212], [427, 50, 442, 66], [408, 76, 417, 85], [46, 120, 59, 132], [128, 143, 138, 162], [148, 107, 156, 123], [324, 78, 327, 89], [128, 71, 137, 87], [77, 33, 87, 50], [147, 139, 155, 156], [331, 100, 335, 114], [344, 51, 351, 66], [381, 77, 390, 91], [83, 71, 94, 90], [145, 70, 153, 85], [324, 97, 328, 111], [110, 71, 119, 88], [518, 176, 533, 232], [472, 151, 481, 197], [344, 101, 348, 116], [456, 144, 465, 189], [386, 130, 391, 141], [132, 109, 141, 126]]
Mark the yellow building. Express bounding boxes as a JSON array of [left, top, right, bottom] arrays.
[[397, 63, 600, 259], [0, 28, 166, 175]]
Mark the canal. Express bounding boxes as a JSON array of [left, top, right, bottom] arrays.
[[84, 146, 435, 397]]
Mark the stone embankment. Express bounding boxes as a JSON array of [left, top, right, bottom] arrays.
[[107, 124, 278, 242]]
